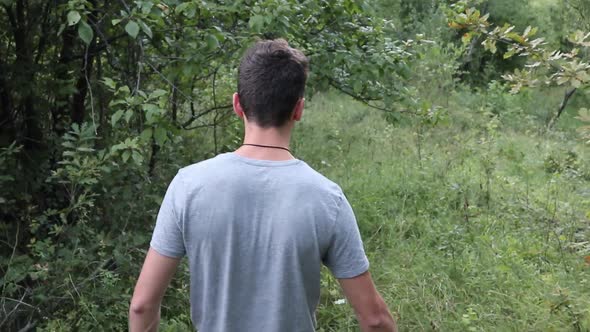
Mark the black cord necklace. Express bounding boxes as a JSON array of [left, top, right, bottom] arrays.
[[242, 143, 291, 153]]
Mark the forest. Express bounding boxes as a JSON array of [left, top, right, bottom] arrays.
[[1, 0, 590, 330]]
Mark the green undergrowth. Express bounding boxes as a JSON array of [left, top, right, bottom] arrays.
[[36, 89, 590, 331], [297, 91, 590, 331]]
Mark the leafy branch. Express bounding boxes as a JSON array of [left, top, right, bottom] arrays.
[[446, 0, 590, 132]]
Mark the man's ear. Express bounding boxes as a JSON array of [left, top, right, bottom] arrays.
[[233, 93, 245, 119], [292, 98, 304, 122]]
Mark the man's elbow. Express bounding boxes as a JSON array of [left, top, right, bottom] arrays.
[[129, 297, 161, 332], [129, 301, 146, 315], [129, 297, 157, 316]]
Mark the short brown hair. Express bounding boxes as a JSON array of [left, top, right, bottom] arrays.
[[237, 39, 309, 127]]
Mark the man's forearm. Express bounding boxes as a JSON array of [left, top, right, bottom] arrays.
[[130, 249, 181, 332], [358, 297, 397, 332], [129, 304, 161, 332]]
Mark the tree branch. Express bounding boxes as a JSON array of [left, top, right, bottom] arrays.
[[327, 77, 400, 113], [183, 109, 233, 130], [60, 33, 127, 63], [181, 104, 232, 129], [548, 87, 577, 129]]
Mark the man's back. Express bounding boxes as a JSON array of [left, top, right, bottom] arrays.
[[130, 39, 395, 332], [150, 153, 369, 331]]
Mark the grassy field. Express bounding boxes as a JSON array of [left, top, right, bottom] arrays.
[[290, 90, 590, 331], [156, 88, 590, 332]]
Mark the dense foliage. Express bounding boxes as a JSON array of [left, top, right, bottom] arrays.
[[1, 0, 411, 329], [1, 0, 589, 330]]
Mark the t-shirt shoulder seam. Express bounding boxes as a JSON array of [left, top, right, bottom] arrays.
[[172, 169, 186, 231], [329, 191, 347, 240], [300, 162, 342, 190]]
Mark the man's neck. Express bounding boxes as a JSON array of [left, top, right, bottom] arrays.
[[235, 123, 294, 161]]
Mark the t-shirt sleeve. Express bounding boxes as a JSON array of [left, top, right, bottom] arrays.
[[323, 194, 370, 279], [150, 172, 186, 258]]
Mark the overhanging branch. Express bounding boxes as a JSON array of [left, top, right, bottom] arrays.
[[548, 87, 577, 129], [181, 104, 232, 129], [327, 77, 405, 113]]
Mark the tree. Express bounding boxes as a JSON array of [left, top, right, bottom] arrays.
[[0, 0, 416, 329], [446, 0, 590, 131]]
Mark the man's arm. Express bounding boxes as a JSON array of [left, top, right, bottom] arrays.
[[338, 271, 397, 332], [129, 248, 181, 332]]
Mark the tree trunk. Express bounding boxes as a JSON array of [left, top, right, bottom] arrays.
[[52, 27, 76, 136], [71, 54, 94, 125], [11, 0, 43, 150], [0, 63, 15, 146]]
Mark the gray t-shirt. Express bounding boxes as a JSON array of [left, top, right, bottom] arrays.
[[150, 152, 369, 332]]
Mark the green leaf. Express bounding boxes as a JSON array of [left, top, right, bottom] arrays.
[[176, 2, 192, 14], [507, 32, 525, 44], [138, 20, 153, 39], [149, 89, 167, 100], [154, 127, 167, 146], [118, 85, 131, 95], [483, 39, 497, 54], [523, 26, 531, 38], [122, 151, 130, 163], [111, 109, 124, 126], [504, 48, 517, 59], [178, 2, 197, 18], [125, 20, 140, 39], [110, 143, 126, 153], [206, 34, 219, 50], [124, 109, 134, 123], [112, 18, 122, 26], [67, 11, 81, 26], [78, 21, 93, 45], [555, 75, 570, 85], [140, 128, 153, 142], [101, 77, 117, 90], [461, 32, 473, 44], [571, 78, 582, 88], [577, 71, 590, 82], [143, 104, 160, 124], [132, 151, 143, 165], [249, 15, 264, 32], [140, 2, 153, 14]]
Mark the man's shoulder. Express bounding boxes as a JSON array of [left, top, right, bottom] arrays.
[[171, 154, 233, 191], [179, 153, 230, 174], [296, 161, 344, 198], [175, 153, 344, 197]]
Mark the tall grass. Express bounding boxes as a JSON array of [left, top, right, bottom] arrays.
[[298, 91, 590, 331]]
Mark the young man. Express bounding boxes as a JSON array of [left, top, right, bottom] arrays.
[[129, 39, 397, 332]]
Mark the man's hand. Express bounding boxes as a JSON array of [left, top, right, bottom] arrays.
[[129, 248, 181, 332], [338, 271, 397, 332]]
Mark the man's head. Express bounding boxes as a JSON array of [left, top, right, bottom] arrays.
[[235, 39, 309, 128]]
